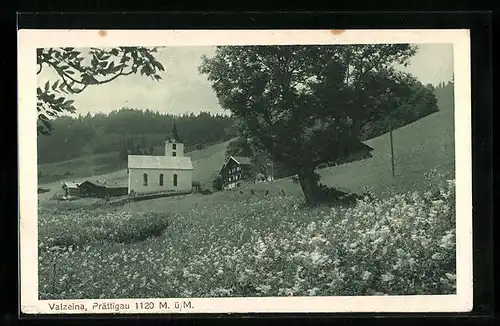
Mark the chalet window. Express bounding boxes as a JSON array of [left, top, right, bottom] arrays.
[[143, 173, 148, 186], [173, 174, 178, 187], [172, 144, 177, 150], [159, 173, 164, 186], [173, 152, 177, 157]]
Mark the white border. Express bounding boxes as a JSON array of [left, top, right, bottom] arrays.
[[18, 29, 472, 314]]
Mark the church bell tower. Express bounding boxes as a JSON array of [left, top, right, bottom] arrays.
[[165, 122, 184, 157]]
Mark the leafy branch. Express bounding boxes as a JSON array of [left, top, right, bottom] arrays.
[[36, 46, 165, 135]]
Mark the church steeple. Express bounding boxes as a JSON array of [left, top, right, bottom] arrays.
[[165, 122, 184, 157], [171, 122, 181, 142]]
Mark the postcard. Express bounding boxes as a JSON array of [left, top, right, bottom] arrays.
[[18, 29, 472, 314]]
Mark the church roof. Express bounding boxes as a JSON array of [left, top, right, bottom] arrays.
[[128, 155, 193, 170]]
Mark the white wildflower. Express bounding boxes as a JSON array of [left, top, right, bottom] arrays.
[[381, 273, 394, 282], [431, 253, 443, 260]]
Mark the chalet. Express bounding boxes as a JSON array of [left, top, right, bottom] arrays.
[[219, 156, 253, 190], [61, 182, 80, 198]]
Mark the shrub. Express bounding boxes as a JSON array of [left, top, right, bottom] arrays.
[[38, 208, 170, 248], [212, 175, 224, 191], [192, 181, 202, 191]]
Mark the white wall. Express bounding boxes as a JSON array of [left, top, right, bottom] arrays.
[[165, 142, 184, 157], [128, 168, 192, 194]]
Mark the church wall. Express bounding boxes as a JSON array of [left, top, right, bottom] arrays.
[[165, 142, 185, 157], [128, 168, 192, 194]]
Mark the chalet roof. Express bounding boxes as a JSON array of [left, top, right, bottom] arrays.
[[231, 156, 252, 165], [128, 155, 193, 170]]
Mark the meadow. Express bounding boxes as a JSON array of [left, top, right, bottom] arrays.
[[38, 169, 456, 299], [37, 83, 456, 299]]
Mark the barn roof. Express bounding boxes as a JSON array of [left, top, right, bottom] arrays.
[[231, 156, 252, 165], [359, 142, 374, 152], [128, 155, 193, 170], [78, 180, 105, 188], [62, 182, 79, 188]]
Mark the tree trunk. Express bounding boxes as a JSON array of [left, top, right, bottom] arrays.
[[298, 167, 321, 206]]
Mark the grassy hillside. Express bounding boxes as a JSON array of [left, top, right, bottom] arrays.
[[38, 151, 125, 184], [39, 83, 454, 197]]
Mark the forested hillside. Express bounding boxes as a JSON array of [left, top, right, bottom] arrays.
[[37, 108, 237, 164]]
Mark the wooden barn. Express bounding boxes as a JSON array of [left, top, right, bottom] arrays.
[[61, 182, 80, 198], [105, 185, 129, 197], [317, 141, 375, 169], [341, 142, 374, 164], [78, 181, 107, 198], [78, 181, 128, 198], [219, 156, 253, 190]]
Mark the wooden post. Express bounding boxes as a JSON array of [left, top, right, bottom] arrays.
[[271, 160, 274, 183], [389, 119, 395, 177]]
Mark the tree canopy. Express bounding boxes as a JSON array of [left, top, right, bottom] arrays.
[[200, 44, 422, 205], [37, 46, 165, 135]]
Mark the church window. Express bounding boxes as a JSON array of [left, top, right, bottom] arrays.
[[173, 151, 177, 157], [172, 144, 177, 150], [143, 173, 148, 186], [173, 174, 178, 187], [159, 173, 164, 186]]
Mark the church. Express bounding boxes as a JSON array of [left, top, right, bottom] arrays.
[[127, 124, 194, 195]]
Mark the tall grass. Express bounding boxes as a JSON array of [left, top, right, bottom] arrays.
[[38, 171, 456, 299]]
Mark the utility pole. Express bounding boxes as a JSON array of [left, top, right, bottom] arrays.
[[389, 118, 395, 177], [271, 160, 274, 182]]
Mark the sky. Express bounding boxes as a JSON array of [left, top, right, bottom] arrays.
[[38, 44, 454, 117]]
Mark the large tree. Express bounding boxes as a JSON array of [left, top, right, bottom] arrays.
[[36, 47, 165, 135], [199, 45, 418, 205]]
